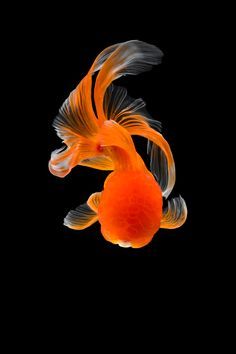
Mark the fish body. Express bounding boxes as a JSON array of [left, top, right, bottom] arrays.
[[98, 170, 163, 248], [49, 40, 187, 248]]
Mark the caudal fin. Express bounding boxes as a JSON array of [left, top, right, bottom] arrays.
[[94, 40, 163, 122]]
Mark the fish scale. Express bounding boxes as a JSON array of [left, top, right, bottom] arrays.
[[98, 170, 163, 247]]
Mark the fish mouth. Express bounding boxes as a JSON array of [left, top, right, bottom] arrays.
[[117, 240, 132, 248]]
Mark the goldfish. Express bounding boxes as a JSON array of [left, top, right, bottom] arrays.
[[49, 40, 187, 248]]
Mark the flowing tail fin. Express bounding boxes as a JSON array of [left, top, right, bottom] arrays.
[[93, 40, 163, 122]]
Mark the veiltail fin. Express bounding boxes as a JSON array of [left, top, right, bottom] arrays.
[[49, 41, 163, 177], [94, 40, 163, 122], [64, 192, 101, 230], [49, 145, 80, 178], [49, 65, 100, 177], [52, 43, 123, 144], [49, 43, 123, 177], [49, 116, 141, 177], [102, 83, 174, 197], [118, 119, 175, 198], [104, 84, 162, 131], [89, 43, 121, 73], [160, 196, 187, 229], [53, 75, 99, 142]]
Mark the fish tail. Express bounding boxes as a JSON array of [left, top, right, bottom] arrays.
[[93, 40, 163, 122], [48, 145, 80, 178]]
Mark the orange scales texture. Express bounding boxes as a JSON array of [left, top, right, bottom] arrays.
[[98, 170, 163, 248]]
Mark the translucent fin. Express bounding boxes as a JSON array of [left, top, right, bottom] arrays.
[[80, 156, 114, 170], [89, 43, 121, 73], [104, 84, 145, 120], [103, 85, 163, 186], [53, 75, 98, 142], [48, 145, 80, 178], [53, 43, 121, 143], [160, 196, 187, 229], [148, 142, 169, 196], [64, 203, 98, 230], [87, 192, 102, 213], [49, 134, 112, 177], [146, 118, 162, 133], [147, 139, 152, 154], [103, 84, 162, 132], [94, 40, 163, 121], [124, 120, 176, 198]]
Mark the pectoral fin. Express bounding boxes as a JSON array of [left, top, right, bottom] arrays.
[[160, 196, 187, 229], [64, 192, 102, 230], [64, 203, 98, 230], [87, 192, 102, 213]]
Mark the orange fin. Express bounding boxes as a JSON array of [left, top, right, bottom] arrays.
[[53, 75, 98, 142], [160, 196, 187, 229], [51, 43, 123, 144], [87, 192, 102, 213], [103, 85, 172, 192], [94, 40, 163, 122], [89, 43, 120, 73], [50, 70, 100, 177], [119, 119, 176, 198], [79, 156, 114, 171], [104, 84, 162, 132], [147, 142, 169, 197], [100, 120, 142, 170], [64, 202, 98, 230], [49, 145, 80, 178], [64, 192, 102, 230]]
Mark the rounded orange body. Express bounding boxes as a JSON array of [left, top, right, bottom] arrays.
[[98, 171, 163, 248]]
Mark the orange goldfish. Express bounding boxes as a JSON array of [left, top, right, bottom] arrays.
[[49, 40, 187, 248]]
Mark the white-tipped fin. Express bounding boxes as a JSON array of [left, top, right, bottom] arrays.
[[64, 203, 98, 230], [148, 142, 170, 198], [160, 196, 187, 229], [103, 84, 162, 131], [95, 40, 163, 121], [49, 145, 79, 178]]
